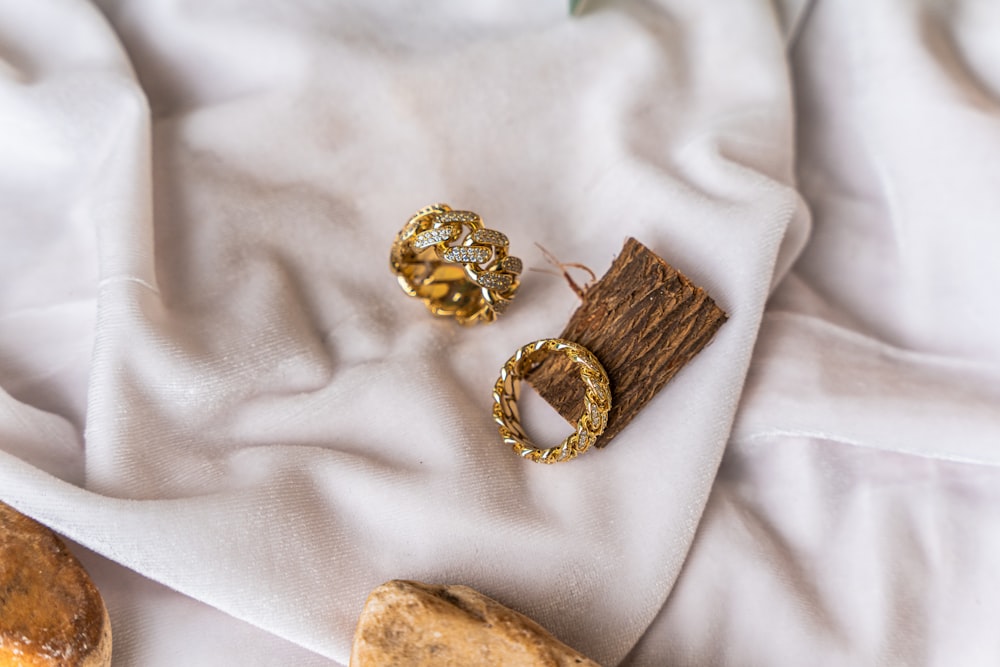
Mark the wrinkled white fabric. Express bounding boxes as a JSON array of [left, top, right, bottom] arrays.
[[627, 1, 1000, 665], [0, 0, 997, 665]]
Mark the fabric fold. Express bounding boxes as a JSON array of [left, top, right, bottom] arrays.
[[3, 1, 811, 665]]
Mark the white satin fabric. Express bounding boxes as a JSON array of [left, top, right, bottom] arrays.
[[1, 1, 997, 665]]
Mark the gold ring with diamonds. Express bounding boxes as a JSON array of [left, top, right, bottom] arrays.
[[492, 339, 611, 464], [390, 204, 522, 325]]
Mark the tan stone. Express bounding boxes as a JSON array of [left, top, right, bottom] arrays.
[[0, 502, 112, 667], [350, 580, 601, 667]]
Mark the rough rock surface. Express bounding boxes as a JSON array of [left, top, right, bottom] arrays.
[[350, 580, 600, 666], [0, 502, 112, 667]]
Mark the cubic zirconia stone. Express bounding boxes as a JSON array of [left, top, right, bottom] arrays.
[[583, 373, 609, 404], [400, 220, 419, 240], [587, 401, 605, 430], [501, 256, 523, 274], [443, 245, 491, 264], [436, 211, 479, 224], [412, 225, 458, 249], [477, 271, 514, 292], [471, 228, 508, 247]]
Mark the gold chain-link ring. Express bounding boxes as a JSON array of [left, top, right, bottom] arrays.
[[492, 339, 611, 464], [390, 203, 522, 325]]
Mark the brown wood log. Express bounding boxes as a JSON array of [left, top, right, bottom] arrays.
[[526, 237, 727, 446]]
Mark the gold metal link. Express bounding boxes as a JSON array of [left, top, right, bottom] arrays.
[[492, 339, 612, 463]]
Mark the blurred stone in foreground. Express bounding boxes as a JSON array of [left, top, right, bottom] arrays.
[[0, 501, 112, 667], [351, 580, 600, 666]]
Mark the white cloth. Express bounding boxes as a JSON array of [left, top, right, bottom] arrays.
[[0, 1, 997, 665]]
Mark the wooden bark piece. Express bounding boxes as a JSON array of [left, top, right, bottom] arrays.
[[0, 501, 112, 667], [350, 580, 600, 666], [526, 237, 727, 446]]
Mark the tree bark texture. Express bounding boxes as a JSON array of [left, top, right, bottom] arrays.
[[526, 237, 727, 446]]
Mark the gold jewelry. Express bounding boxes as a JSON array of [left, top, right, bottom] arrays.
[[390, 204, 522, 325], [492, 339, 611, 464]]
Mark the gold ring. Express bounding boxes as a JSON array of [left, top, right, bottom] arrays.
[[390, 203, 522, 325], [492, 339, 611, 464]]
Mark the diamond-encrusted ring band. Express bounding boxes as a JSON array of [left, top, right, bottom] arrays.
[[493, 339, 611, 464], [390, 203, 522, 325]]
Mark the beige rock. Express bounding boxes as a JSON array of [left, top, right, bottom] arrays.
[[350, 580, 601, 667], [0, 501, 112, 667]]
